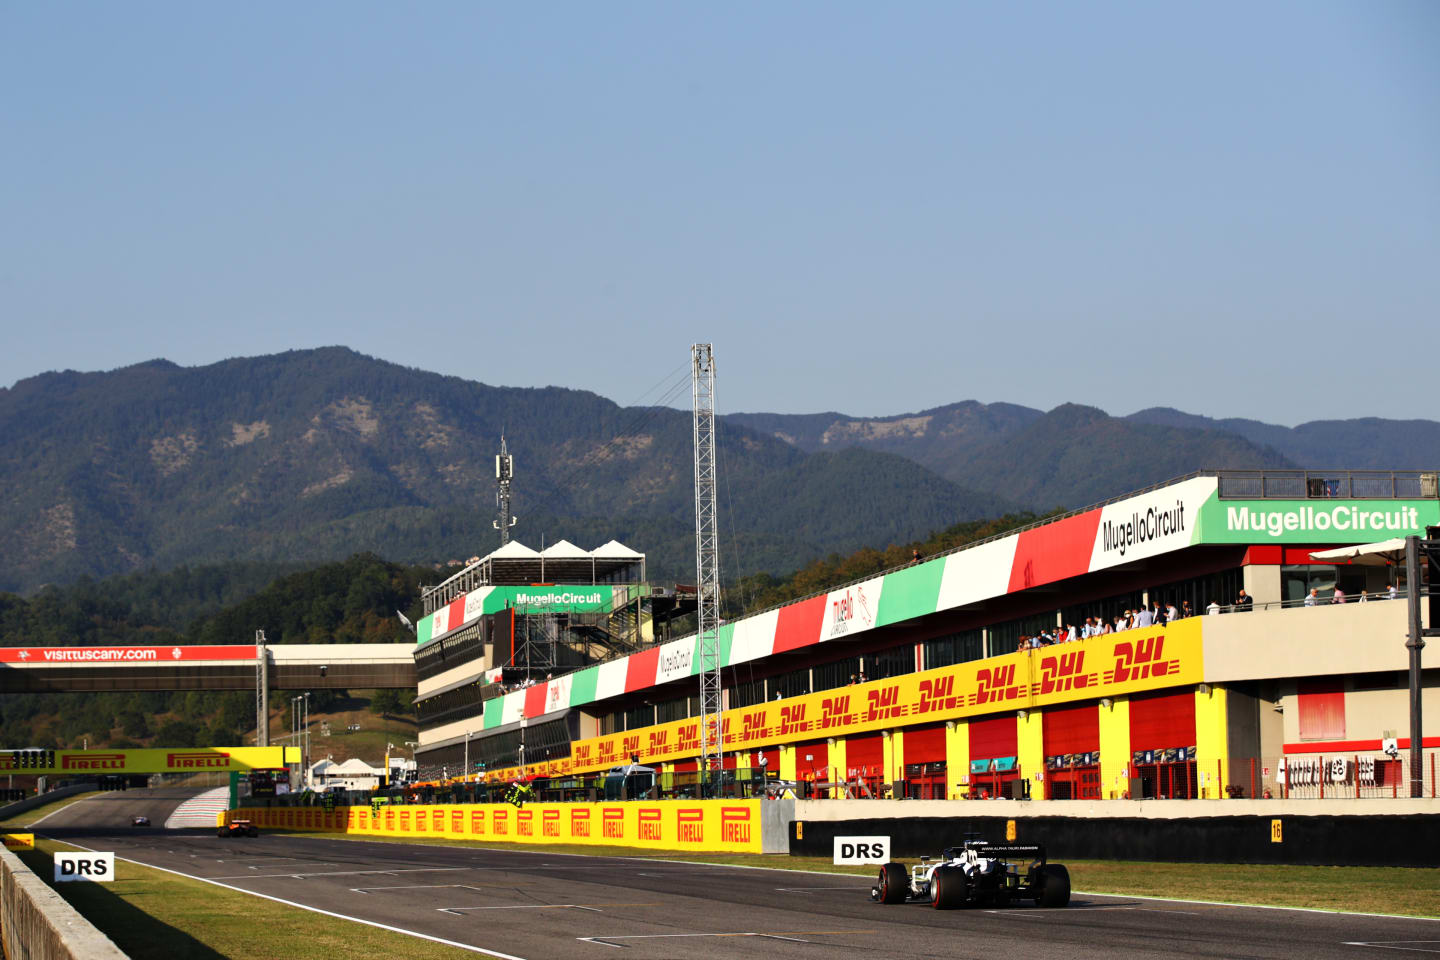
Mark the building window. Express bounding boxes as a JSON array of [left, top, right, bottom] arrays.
[[770, 667, 810, 700], [624, 703, 655, 731], [813, 657, 861, 692], [922, 630, 984, 670], [656, 697, 688, 724], [728, 677, 766, 709], [598, 711, 622, 736], [866, 646, 914, 681], [989, 613, 1058, 654]]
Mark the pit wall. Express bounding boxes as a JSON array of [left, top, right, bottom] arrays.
[[227, 798, 791, 854], [0, 845, 128, 960], [788, 800, 1440, 866]]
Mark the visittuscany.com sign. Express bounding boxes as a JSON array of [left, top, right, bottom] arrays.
[[1196, 499, 1440, 543]]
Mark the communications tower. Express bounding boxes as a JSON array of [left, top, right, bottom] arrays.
[[692, 344, 724, 793], [494, 436, 517, 546]]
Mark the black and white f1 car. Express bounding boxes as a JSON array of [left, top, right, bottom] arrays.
[[871, 840, 1070, 909]]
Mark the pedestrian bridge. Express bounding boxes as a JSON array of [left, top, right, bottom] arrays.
[[0, 643, 415, 693]]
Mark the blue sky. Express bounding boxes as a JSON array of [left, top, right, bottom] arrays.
[[4, 2, 1436, 424]]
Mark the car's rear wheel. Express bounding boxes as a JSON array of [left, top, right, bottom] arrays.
[[1035, 863, 1071, 908], [877, 862, 908, 904], [217, 828, 228, 838], [930, 865, 967, 909], [246, 826, 258, 838]]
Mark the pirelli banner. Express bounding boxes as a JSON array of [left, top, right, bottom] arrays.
[[0, 747, 297, 775], [228, 799, 767, 853], [570, 619, 1204, 773]]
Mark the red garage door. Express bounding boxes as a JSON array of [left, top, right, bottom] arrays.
[[1129, 690, 1196, 750], [846, 732, 884, 776], [1043, 703, 1099, 756], [1297, 678, 1345, 741], [903, 724, 947, 765], [968, 715, 1018, 761]]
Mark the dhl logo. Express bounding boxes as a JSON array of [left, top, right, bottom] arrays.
[[167, 751, 231, 769], [602, 807, 625, 839], [571, 808, 591, 837], [677, 808, 704, 844], [741, 710, 770, 740], [819, 694, 852, 729], [1109, 635, 1173, 683], [622, 735, 640, 757], [492, 809, 508, 835], [542, 808, 561, 837], [574, 744, 593, 763], [677, 722, 701, 752], [638, 808, 662, 841], [517, 809, 534, 836], [779, 702, 809, 735], [974, 663, 1024, 705], [648, 729, 668, 753], [1038, 650, 1094, 695], [864, 684, 904, 721], [62, 753, 125, 770], [917, 675, 958, 714], [720, 806, 751, 844]]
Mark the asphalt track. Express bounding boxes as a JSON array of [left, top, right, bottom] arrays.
[[36, 789, 1440, 959]]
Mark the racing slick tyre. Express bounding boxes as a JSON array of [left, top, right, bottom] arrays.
[[246, 826, 259, 838], [1035, 863, 1071, 908], [876, 862, 908, 904], [930, 865, 967, 910]]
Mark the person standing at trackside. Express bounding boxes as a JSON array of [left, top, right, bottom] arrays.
[[1235, 589, 1254, 612]]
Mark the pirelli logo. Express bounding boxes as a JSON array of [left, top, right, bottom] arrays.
[[517, 809, 534, 836], [572, 808, 591, 838], [677, 808, 704, 844], [720, 806, 751, 845], [471, 810, 486, 835], [451, 810, 463, 834], [63, 753, 125, 770], [492, 809, 508, 835], [543, 808, 561, 837], [638, 808, 662, 841], [167, 752, 231, 769], [602, 807, 625, 839]]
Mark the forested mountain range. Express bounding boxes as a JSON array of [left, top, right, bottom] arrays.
[[4, 346, 1435, 595], [0, 348, 1011, 593]]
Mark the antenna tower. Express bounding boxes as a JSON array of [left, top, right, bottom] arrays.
[[691, 344, 724, 794], [494, 436, 517, 546]]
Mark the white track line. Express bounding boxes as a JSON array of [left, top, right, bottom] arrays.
[[1342, 943, 1440, 954], [48, 839, 528, 960]]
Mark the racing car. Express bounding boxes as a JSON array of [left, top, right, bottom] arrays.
[[131, 815, 150, 827], [217, 819, 259, 838], [871, 839, 1070, 909]]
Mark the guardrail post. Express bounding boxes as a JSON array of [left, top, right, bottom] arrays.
[[1353, 754, 1360, 799], [1318, 756, 1324, 800]]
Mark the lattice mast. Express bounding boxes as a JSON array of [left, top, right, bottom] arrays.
[[692, 344, 724, 792], [255, 630, 268, 747], [494, 435, 517, 546]]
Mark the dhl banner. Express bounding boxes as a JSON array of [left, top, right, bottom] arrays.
[[227, 799, 767, 853], [0, 747, 298, 775], [2, 833, 35, 850], [569, 620, 1203, 773]]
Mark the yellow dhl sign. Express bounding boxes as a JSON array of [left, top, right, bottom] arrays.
[[229, 799, 764, 853], [0, 747, 298, 775], [568, 620, 1203, 773], [1, 833, 35, 850]]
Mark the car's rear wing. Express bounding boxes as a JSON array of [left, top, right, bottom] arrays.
[[968, 842, 1046, 861]]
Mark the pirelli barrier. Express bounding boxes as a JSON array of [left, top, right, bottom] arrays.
[[227, 799, 790, 854]]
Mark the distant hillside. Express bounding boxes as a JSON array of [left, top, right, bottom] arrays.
[[1125, 408, 1440, 470], [0, 348, 1013, 592], [730, 401, 1295, 509]]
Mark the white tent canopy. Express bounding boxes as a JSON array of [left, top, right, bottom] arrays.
[[1311, 538, 1409, 566]]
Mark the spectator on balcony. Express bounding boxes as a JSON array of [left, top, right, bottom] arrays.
[[1359, 589, 1370, 603], [1181, 600, 1193, 619], [1135, 605, 1154, 628], [1165, 601, 1179, 622], [1235, 589, 1254, 612], [1331, 586, 1346, 604], [1304, 588, 1319, 607], [1388, 583, 1399, 600], [1206, 599, 1221, 615]]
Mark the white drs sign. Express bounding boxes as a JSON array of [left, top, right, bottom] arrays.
[[833, 835, 891, 865], [54, 851, 115, 882]]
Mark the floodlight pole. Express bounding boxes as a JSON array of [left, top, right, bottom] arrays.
[[1405, 536, 1425, 798]]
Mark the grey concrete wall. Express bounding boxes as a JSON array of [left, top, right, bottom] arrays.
[[0, 785, 92, 823], [761, 798, 795, 853], [0, 846, 128, 960]]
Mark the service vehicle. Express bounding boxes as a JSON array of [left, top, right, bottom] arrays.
[[130, 815, 150, 827], [871, 840, 1070, 909], [217, 819, 259, 838]]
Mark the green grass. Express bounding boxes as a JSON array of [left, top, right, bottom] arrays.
[[272, 829, 1440, 918], [15, 838, 478, 960], [0, 791, 101, 829]]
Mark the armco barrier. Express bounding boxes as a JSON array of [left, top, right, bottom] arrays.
[[0, 785, 94, 824], [229, 799, 791, 853], [0, 845, 128, 960], [789, 812, 1440, 867]]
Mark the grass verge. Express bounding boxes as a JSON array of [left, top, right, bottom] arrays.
[[0, 792, 101, 829], [15, 837, 480, 960], [273, 828, 1440, 918]]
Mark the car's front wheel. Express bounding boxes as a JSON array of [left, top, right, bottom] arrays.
[[877, 862, 908, 904]]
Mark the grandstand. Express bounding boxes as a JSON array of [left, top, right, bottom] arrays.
[[412, 469, 1440, 801]]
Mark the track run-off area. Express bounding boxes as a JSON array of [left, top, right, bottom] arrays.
[[32, 790, 1440, 960]]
